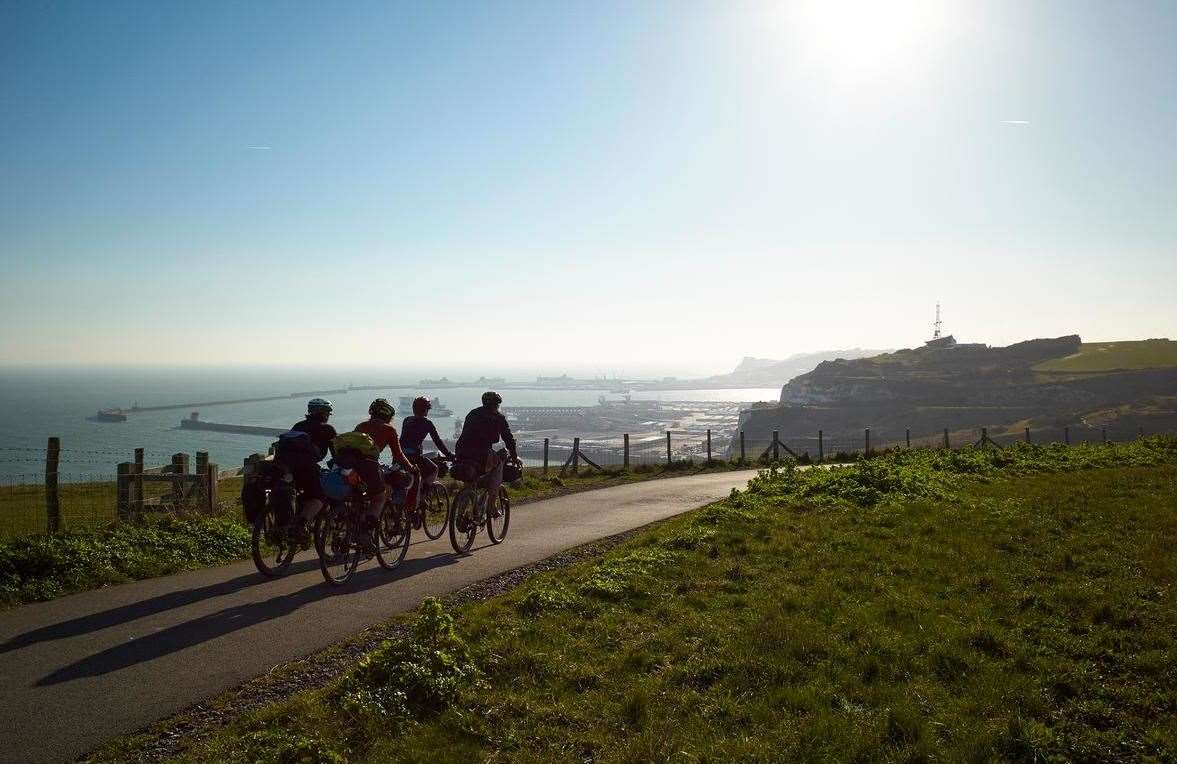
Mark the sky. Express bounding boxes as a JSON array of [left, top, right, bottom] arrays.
[[2, 0, 1175, 376]]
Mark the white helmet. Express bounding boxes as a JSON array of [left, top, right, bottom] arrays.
[[307, 398, 333, 416]]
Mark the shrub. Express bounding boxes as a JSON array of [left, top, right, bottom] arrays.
[[338, 598, 479, 723]]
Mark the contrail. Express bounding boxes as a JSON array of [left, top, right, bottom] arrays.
[[247, 145, 273, 150], [1001, 120, 1030, 125]]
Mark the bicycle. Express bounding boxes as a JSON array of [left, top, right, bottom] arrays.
[[416, 455, 452, 540], [243, 458, 318, 577], [448, 459, 514, 554], [314, 467, 412, 585]]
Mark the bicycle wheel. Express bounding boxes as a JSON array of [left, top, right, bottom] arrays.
[[486, 486, 510, 544], [252, 506, 297, 577], [448, 487, 478, 554], [315, 505, 361, 586], [376, 501, 411, 570], [421, 483, 449, 540]]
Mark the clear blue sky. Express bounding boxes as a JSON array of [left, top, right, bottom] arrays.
[[2, 0, 1175, 374]]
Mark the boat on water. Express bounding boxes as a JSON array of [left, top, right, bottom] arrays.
[[93, 408, 127, 422], [400, 395, 453, 417]]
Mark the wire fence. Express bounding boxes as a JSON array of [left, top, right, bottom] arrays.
[[0, 423, 1170, 541]]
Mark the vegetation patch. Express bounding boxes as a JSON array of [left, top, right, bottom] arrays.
[[164, 437, 1177, 763], [0, 512, 250, 606]]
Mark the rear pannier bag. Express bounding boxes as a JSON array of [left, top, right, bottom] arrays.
[[273, 430, 320, 462]]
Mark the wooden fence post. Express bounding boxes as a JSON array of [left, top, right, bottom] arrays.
[[116, 462, 131, 520], [623, 433, 630, 469], [706, 429, 712, 464], [666, 431, 672, 465], [171, 453, 189, 502], [1138, 426, 1144, 439], [45, 437, 61, 533], [572, 437, 580, 475], [1025, 427, 1031, 443], [205, 463, 218, 513], [542, 438, 549, 475], [195, 451, 208, 477], [906, 428, 911, 448], [1064, 426, 1070, 445], [740, 431, 746, 462], [943, 428, 950, 449], [818, 430, 823, 462], [133, 447, 144, 512], [865, 428, 871, 457], [1102, 428, 1107, 444], [772, 430, 779, 461]]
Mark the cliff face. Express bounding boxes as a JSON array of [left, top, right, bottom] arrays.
[[735, 335, 1177, 446]]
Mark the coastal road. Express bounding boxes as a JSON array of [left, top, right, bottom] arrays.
[[0, 470, 757, 764]]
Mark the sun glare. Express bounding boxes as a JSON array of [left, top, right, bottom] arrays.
[[771, 0, 951, 82]]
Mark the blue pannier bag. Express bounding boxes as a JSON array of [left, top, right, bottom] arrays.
[[321, 468, 354, 501]]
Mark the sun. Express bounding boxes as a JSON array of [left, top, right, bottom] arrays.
[[768, 0, 951, 82]]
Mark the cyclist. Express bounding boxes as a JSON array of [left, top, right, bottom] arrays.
[[347, 398, 418, 550], [455, 391, 520, 515], [274, 398, 336, 543], [401, 396, 455, 514]]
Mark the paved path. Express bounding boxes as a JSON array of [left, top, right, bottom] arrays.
[[0, 471, 756, 763]]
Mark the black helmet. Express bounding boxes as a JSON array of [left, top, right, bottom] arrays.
[[307, 398, 333, 417], [412, 396, 431, 415], [369, 398, 395, 420], [481, 391, 502, 407]]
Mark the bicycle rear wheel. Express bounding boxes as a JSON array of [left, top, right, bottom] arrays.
[[315, 505, 361, 586], [252, 506, 297, 577], [448, 487, 478, 554], [421, 483, 449, 540], [486, 486, 510, 544], [376, 501, 411, 570]]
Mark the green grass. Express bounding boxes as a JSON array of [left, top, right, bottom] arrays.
[[1034, 338, 1177, 373], [150, 437, 1177, 763]]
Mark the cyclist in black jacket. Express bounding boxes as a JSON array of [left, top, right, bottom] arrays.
[[285, 398, 337, 539], [455, 391, 519, 513]]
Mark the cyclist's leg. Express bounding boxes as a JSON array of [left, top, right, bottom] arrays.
[[407, 454, 436, 510], [290, 459, 325, 523], [484, 449, 505, 513], [354, 458, 386, 521]]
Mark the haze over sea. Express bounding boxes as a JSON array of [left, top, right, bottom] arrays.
[[0, 366, 777, 481]]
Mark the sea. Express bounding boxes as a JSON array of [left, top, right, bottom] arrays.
[[0, 367, 778, 481]]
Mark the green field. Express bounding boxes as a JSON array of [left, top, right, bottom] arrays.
[[1034, 338, 1177, 373], [125, 438, 1177, 763]]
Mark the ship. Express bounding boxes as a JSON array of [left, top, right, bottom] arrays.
[[398, 395, 453, 417], [92, 408, 127, 422]]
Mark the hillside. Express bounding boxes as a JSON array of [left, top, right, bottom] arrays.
[[707, 348, 888, 387], [737, 335, 1177, 446], [1033, 338, 1177, 373]]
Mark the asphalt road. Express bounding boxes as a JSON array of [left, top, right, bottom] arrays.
[[0, 471, 757, 763]]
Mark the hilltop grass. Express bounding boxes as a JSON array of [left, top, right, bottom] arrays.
[[0, 461, 750, 608], [1034, 338, 1177, 373], [156, 437, 1177, 764]]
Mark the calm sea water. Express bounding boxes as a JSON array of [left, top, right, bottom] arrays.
[[0, 367, 777, 481]]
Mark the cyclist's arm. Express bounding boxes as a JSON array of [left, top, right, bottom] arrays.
[[427, 421, 455, 459], [497, 415, 518, 460], [387, 428, 415, 471]]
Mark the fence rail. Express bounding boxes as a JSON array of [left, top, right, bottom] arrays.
[[0, 424, 1168, 540]]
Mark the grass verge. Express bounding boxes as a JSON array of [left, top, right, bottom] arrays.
[[136, 437, 1177, 763]]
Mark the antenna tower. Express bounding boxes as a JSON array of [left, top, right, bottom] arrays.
[[933, 303, 942, 340]]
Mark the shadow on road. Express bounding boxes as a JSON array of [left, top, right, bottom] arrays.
[[0, 559, 321, 655], [35, 552, 459, 686]]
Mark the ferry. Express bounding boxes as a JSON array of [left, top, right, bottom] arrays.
[[93, 408, 127, 422], [399, 395, 453, 417]]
